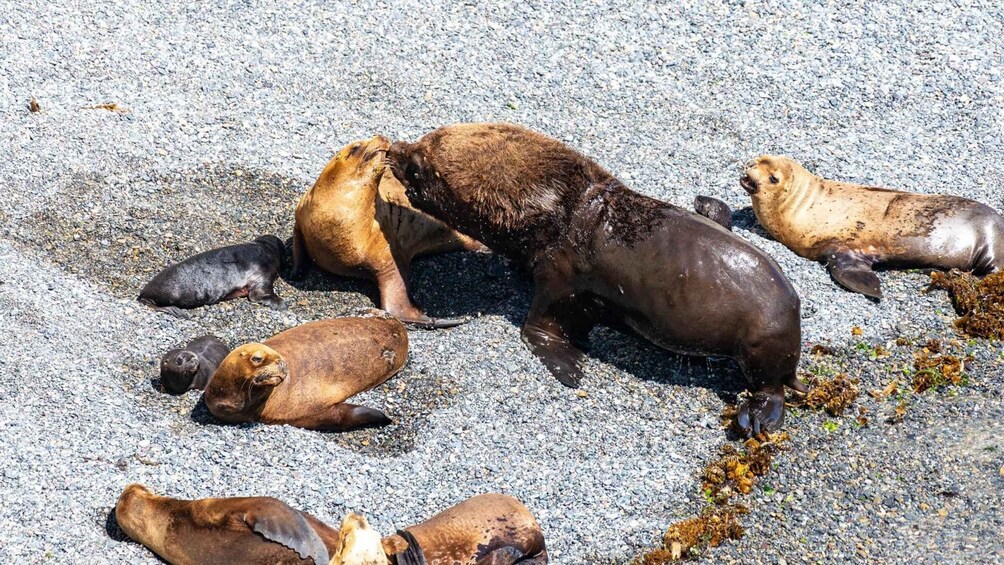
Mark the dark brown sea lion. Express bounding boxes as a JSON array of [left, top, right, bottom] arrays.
[[292, 136, 483, 329], [204, 315, 406, 431], [388, 123, 805, 436], [329, 494, 548, 564], [694, 195, 733, 231], [114, 483, 339, 565], [139, 235, 286, 317], [742, 155, 1004, 299], [159, 335, 230, 395]]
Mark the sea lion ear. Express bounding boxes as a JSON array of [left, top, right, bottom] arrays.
[[244, 506, 330, 565]]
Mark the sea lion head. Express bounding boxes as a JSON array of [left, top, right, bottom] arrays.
[[330, 513, 389, 565], [226, 343, 288, 388], [159, 348, 201, 395], [254, 234, 286, 267], [204, 344, 289, 422], [333, 136, 392, 179], [386, 140, 447, 220], [741, 155, 805, 204]]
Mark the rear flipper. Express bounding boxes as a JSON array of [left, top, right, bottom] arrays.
[[249, 280, 286, 311], [522, 322, 586, 387], [694, 196, 733, 231], [735, 388, 784, 437], [289, 403, 392, 431], [824, 250, 882, 299]]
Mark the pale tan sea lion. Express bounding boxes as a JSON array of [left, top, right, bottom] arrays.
[[742, 155, 1004, 298]]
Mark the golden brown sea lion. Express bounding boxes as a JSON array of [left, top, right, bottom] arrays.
[[204, 316, 407, 431], [292, 136, 482, 329], [329, 494, 548, 564], [388, 123, 804, 437], [114, 484, 339, 565], [742, 155, 1004, 299]]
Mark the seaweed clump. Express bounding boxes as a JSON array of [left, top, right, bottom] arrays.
[[795, 374, 860, 416], [929, 270, 1004, 339], [634, 505, 749, 564], [702, 434, 788, 502], [632, 433, 788, 563], [912, 346, 966, 393]]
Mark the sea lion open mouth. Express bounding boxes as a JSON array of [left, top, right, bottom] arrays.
[[740, 174, 758, 195]]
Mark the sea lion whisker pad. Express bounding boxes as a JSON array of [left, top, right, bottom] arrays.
[[387, 123, 805, 437], [742, 155, 1004, 298]]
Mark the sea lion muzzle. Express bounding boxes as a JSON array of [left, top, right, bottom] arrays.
[[740, 174, 758, 195]]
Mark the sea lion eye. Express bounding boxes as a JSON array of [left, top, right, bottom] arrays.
[[769, 175, 779, 184], [250, 354, 264, 364], [405, 159, 422, 182]]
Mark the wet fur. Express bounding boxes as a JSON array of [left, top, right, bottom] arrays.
[[389, 123, 803, 437], [159, 335, 230, 394]]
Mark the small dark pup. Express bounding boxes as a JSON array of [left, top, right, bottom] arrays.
[[694, 195, 733, 231], [139, 235, 286, 317], [159, 335, 230, 394]]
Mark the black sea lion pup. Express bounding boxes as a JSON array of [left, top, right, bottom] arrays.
[[204, 316, 406, 431], [329, 494, 548, 565], [159, 335, 230, 394], [114, 483, 339, 565], [389, 123, 805, 436], [694, 195, 733, 231], [139, 235, 286, 317], [292, 136, 483, 329], [742, 155, 1004, 299]]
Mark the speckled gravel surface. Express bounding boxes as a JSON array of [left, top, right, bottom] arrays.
[[1, 1, 1003, 564]]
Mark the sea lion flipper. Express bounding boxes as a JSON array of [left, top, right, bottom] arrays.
[[522, 322, 585, 387], [155, 305, 191, 319], [735, 388, 785, 437], [291, 403, 392, 431], [693, 195, 734, 231], [825, 251, 882, 299], [245, 507, 330, 565]]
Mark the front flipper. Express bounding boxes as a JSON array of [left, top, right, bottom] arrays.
[[824, 250, 882, 299], [244, 504, 330, 565], [287, 403, 392, 432], [522, 322, 586, 387], [249, 280, 287, 311], [735, 388, 785, 437]]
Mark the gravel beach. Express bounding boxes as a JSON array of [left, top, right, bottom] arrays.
[[1, 1, 1002, 563]]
